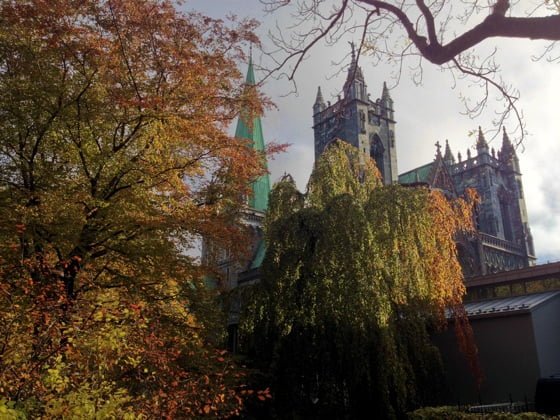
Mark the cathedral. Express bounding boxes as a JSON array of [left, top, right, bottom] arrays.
[[210, 46, 536, 297], [220, 50, 560, 404], [312, 46, 536, 277]]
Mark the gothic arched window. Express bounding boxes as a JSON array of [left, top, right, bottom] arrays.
[[370, 134, 385, 176]]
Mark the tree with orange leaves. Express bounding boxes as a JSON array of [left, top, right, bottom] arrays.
[[0, 0, 270, 417]]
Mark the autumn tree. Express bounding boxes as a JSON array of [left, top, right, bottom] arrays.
[[241, 141, 479, 418], [263, 0, 560, 142], [0, 0, 270, 417]]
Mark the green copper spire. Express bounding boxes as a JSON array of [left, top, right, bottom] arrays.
[[235, 56, 270, 212]]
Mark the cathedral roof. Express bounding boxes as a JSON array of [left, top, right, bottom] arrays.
[[398, 162, 434, 184], [234, 56, 271, 212], [398, 144, 457, 195]]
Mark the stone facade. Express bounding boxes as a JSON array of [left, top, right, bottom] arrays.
[[455, 129, 535, 274], [312, 45, 398, 184], [399, 129, 536, 276]]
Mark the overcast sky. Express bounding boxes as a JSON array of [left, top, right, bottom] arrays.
[[187, 1, 560, 264]]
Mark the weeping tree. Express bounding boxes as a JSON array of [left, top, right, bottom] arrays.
[[241, 140, 479, 419]]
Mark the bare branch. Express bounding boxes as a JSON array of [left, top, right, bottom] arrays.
[[262, 0, 559, 143]]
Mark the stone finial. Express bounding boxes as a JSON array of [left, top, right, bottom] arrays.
[[344, 41, 365, 94], [382, 81, 391, 100], [476, 126, 489, 152], [503, 126, 509, 140], [313, 86, 326, 115], [500, 126, 517, 163], [444, 139, 455, 164], [315, 86, 325, 105], [435, 140, 442, 157], [502, 126, 514, 152], [349, 40, 356, 63]]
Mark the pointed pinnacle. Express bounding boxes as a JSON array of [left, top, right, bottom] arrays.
[[315, 86, 325, 105], [501, 126, 516, 157], [444, 139, 455, 163], [444, 139, 452, 154], [245, 53, 256, 86], [477, 126, 488, 150], [382, 81, 390, 99], [502, 126, 512, 146], [349, 40, 356, 63]]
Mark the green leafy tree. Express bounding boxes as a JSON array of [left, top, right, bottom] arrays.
[[0, 0, 272, 417], [242, 141, 479, 419]]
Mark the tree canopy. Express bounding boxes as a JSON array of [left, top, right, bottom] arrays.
[[0, 0, 271, 416], [242, 141, 480, 418]]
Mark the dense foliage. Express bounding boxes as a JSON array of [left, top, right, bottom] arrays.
[[0, 0, 271, 417], [409, 406, 550, 420], [242, 141, 479, 419]]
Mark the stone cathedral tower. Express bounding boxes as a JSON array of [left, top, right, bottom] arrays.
[[312, 44, 398, 184]]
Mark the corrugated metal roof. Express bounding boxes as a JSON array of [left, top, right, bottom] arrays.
[[463, 291, 560, 318]]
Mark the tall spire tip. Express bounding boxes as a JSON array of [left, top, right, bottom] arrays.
[[349, 40, 356, 62]]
